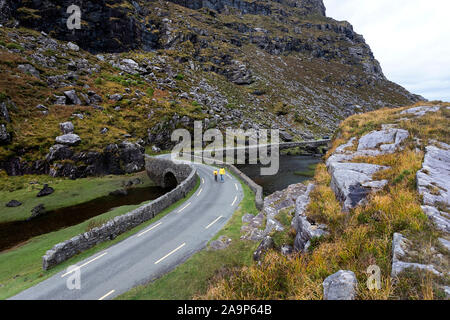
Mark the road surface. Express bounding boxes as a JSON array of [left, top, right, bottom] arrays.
[[10, 158, 243, 300]]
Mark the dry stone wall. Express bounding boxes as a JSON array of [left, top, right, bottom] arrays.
[[224, 163, 263, 210], [42, 159, 197, 270]]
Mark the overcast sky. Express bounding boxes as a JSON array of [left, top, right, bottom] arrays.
[[323, 0, 450, 102]]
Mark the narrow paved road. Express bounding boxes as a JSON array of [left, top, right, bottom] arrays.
[[10, 158, 243, 300]]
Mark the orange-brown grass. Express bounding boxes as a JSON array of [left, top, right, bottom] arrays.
[[327, 101, 450, 159], [201, 163, 394, 300], [392, 268, 445, 300]]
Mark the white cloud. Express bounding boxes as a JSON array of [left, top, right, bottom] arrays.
[[323, 0, 450, 101]]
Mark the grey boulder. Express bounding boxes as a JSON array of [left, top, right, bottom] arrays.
[[0, 101, 11, 122], [0, 123, 11, 144], [46, 144, 74, 162], [64, 90, 82, 105], [253, 236, 274, 262], [59, 121, 74, 134], [55, 134, 81, 146], [6, 200, 22, 207], [37, 184, 54, 197], [209, 235, 232, 251], [323, 270, 358, 300], [53, 95, 66, 105], [109, 189, 128, 196], [17, 64, 40, 78], [29, 204, 46, 220], [279, 130, 293, 142], [117, 58, 146, 75], [109, 94, 123, 101], [328, 162, 388, 211], [67, 42, 80, 51]]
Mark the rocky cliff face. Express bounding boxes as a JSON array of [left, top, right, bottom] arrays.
[[167, 0, 326, 16], [0, 0, 424, 177]]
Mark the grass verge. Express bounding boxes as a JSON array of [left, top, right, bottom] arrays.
[[0, 171, 153, 223], [0, 177, 200, 299]]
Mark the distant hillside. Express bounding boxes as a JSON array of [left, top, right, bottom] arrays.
[[0, 0, 423, 177]]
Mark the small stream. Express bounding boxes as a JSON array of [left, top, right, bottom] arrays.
[[236, 155, 321, 196], [0, 185, 170, 252]]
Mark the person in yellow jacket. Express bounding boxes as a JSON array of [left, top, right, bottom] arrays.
[[219, 168, 225, 182], [213, 170, 218, 182]]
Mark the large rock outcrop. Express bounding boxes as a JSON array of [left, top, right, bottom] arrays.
[[0, 0, 20, 24], [392, 137, 449, 293], [168, 0, 326, 16], [417, 142, 450, 233], [326, 126, 409, 210], [391, 233, 442, 278], [0, 140, 145, 178], [293, 183, 328, 251]]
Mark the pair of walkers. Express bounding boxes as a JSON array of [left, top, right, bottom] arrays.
[[214, 168, 226, 182]]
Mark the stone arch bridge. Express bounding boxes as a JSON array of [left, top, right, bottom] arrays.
[[192, 139, 332, 156], [145, 156, 193, 189]]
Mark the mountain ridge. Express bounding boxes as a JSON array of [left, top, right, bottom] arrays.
[[0, 0, 425, 178]]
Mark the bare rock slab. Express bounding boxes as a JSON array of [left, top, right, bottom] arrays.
[[325, 128, 410, 211], [293, 183, 328, 252], [391, 233, 442, 277], [421, 205, 450, 233], [328, 162, 388, 210], [417, 142, 450, 209], [400, 105, 440, 117], [416, 142, 450, 233], [357, 128, 409, 155]]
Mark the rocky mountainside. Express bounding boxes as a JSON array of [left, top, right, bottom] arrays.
[[0, 0, 423, 177]]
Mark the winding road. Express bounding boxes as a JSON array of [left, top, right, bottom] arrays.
[[10, 157, 243, 300]]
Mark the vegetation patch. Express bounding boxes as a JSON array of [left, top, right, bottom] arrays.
[[198, 103, 449, 300], [0, 171, 152, 223], [294, 163, 318, 177], [0, 176, 200, 299]]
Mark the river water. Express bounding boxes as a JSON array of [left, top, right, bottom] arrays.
[[236, 155, 321, 196], [0, 185, 169, 252]]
